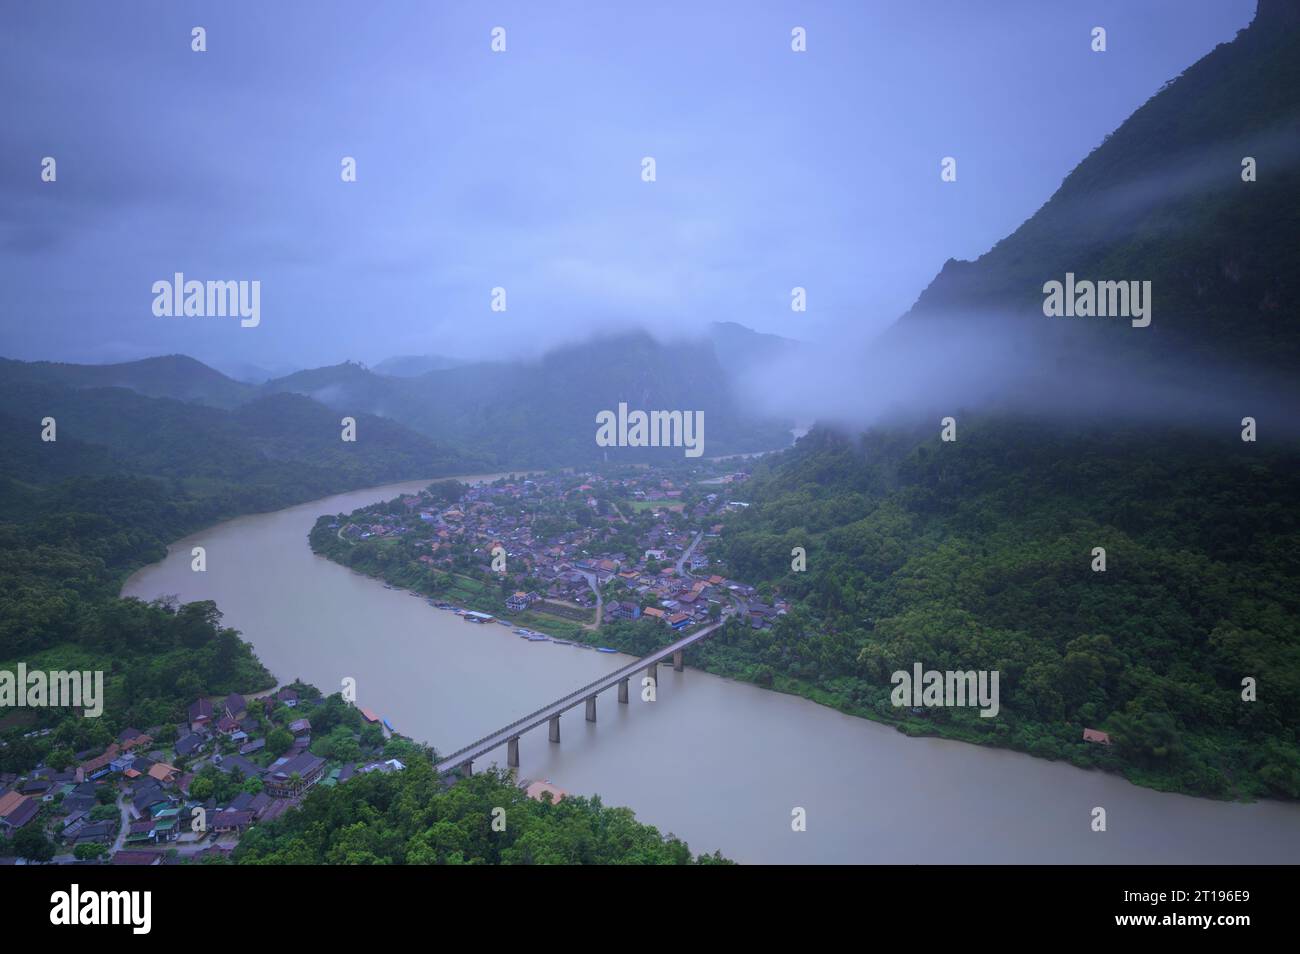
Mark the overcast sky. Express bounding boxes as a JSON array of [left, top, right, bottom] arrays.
[[0, 0, 1255, 376]]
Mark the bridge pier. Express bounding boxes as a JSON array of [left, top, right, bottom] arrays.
[[646, 659, 657, 682], [585, 695, 597, 722], [461, 760, 472, 778], [673, 649, 684, 672], [549, 715, 560, 743], [618, 678, 629, 704], [507, 736, 520, 768]]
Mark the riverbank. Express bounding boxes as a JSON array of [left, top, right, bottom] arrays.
[[301, 493, 1258, 805], [303, 476, 1293, 805], [121, 478, 1300, 863], [307, 476, 1280, 804]]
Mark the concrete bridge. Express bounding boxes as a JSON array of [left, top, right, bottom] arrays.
[[433, 618, 727, 777]]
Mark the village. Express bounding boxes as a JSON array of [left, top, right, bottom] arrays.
[[327, 465, 790, 639], [0, 682, 426, 865]]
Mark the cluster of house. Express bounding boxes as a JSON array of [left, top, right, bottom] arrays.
[[339, 468, 788, 632], [1, 685, 406, 865]]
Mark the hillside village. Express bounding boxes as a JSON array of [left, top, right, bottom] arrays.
[[320, 466, 790, 637], [0, 682, 417, 865]]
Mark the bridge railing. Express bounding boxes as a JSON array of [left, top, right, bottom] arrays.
[[435, 660, 640, 767], [434, 622, 722, 769]]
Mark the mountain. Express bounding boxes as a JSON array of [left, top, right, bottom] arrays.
[[878, 0, 1299, 403], [712, 1, 1300, 799], [258, 361, 405, 418], [260, 329, 795, 467], [404, 331, 792, 465], [373, 354, 464, 377], [2, 321, 796, 470], [216, 359, 302, 385], [708, 321, 802, 375], [0, 354, 256, 409], [0, 378, 484, 507], [717, 417, 1300, 799]]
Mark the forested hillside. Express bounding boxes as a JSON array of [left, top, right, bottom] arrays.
[[0, 375, 479, 773], [712, 422, 1300, 799], [0, 355, 255, 408], [689, 0, 1300, 801], [232, 763, 730, 865]]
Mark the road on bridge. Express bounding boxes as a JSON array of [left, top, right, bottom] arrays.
[[433, 616, 729, 775]]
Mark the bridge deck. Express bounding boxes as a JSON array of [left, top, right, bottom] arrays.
[[433, 619, 725, 774]]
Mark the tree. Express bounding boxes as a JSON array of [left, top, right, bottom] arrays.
[[12, 825, 56, 862], [268, 727, 294, 757], [1109, 710, 1184, 764], [75, 842, 107, 860], [188, 774, 214, 800], [45, 746, 75, 771]]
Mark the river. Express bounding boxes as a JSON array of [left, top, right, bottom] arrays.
[[123, 478, 1300, 863]]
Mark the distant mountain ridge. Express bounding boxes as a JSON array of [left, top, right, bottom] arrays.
[[372, 353, 464, 377], [0, 379, 480, 493], [0, 354, 255, 409], [0, 322, 797, 469], [708, 321, 802, 375], [260, 328, 794, 466]]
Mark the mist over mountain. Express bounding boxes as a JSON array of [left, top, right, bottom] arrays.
[[4, 3, 1293, 454], [260, 326, 795, 466], [707, 321, 803, 379], [0, 322, 798, 469], [372, 354, 465, 378], [732, 1, 1299, 436], [216, 359, 303, 385]]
